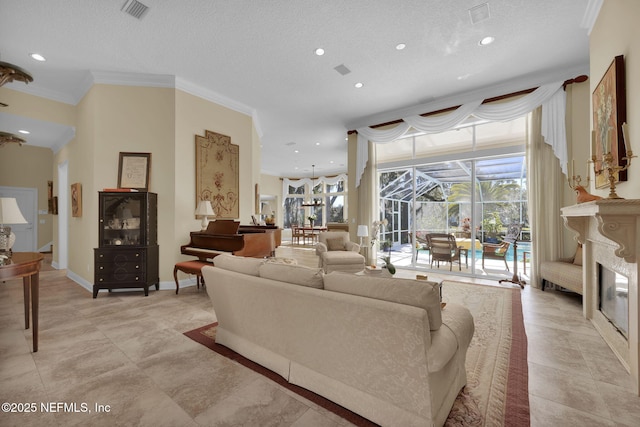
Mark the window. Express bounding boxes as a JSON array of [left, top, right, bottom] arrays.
[[376, 116, 528, 277], [282, 175, 347, 228]]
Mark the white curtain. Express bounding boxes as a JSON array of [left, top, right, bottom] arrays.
[[355, 81, 567, 187], [528, 107, 565, 288]]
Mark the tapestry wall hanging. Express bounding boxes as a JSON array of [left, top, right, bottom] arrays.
[[195, 130, 239, 219], [592, 55, 627, 188]]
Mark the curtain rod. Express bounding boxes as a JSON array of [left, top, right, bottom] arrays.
[[347, 75, 588, 134]]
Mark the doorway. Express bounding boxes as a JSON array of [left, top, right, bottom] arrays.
[[0, 186, 38, 251]]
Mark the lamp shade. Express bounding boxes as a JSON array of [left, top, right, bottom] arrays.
[[195, 200, 215, 216], [357, 225, 368, 237], [0, 197, 28, 224], [195, 200, 215, 231]]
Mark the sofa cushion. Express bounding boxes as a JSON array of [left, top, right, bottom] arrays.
[[326, 237, 346, 251], [259, 263, 324, 289], [213, 254, 264, 276], [324, 272, 442, 330]]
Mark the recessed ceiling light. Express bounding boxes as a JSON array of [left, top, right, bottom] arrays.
[[294, 149, 299, 153], [329, 160, 334, 164], [29, 53, 46, 62], [314, 48, 325, 56], [354, 82, 363, 88], [18, 129, 30, 134], [315, 142, 320, 146], [395, 43, 406, 50], [479, 36, 495, 46]]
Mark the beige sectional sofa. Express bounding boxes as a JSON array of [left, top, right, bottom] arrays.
[[202, 254, 475, 427]]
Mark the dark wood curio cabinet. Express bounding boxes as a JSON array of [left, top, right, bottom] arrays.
[[93, 191, 159, 298]]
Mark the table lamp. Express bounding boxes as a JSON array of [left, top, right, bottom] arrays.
[[195, 200, 215, 231], [357, 224, 369, 246], [0, 197, 28, 257]]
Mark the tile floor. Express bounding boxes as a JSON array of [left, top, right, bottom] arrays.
[[0, 246, 639, 426]]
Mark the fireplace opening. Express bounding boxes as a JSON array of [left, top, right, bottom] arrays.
[[598, 263, 629, 339]]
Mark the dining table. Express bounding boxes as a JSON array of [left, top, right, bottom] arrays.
[[298, 226, 327, 244]]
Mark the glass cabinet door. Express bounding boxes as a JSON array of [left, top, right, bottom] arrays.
[[99, 193, 145, 246]]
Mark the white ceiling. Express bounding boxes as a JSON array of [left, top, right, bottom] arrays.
[[0, 0, 595, 178]]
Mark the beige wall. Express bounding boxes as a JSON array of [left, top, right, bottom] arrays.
[[0, 144, 54, 250], [173, 90, 256, 266], [4, 83, 258, 288], [590, 0, 640, 199], [60, 84, 176, 283]]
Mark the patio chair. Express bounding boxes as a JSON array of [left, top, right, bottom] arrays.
[[427, 233, 461, 271], [481, 240, 510, 271], [411, 232, 431, 263]]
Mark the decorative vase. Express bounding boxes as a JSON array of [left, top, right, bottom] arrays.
[[309, 220, 314, 228]]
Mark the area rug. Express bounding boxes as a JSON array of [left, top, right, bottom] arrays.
[[184, 281, 529, 426]]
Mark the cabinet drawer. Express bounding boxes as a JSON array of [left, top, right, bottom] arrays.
[[95, 250, 145, 265], [95, 261, 144, 274], [95, 269, 146, 283]]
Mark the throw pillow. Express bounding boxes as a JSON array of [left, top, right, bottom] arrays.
[[259, 263, 324, 289], [213, 254, 264, 276], [573, 245, 583, 266], [324, 272, 443, 331], [326, 237, 346, 251]]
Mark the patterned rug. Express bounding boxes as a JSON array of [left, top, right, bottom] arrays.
[[184, 281, 529, 426]]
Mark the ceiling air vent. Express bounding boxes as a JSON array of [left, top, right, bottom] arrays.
[[469, 3, 490, 24], [334, 64, 351, 76], [121, 0, 149, 20]]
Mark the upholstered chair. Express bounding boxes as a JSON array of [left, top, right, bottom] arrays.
[[316, 231, 365, 273]]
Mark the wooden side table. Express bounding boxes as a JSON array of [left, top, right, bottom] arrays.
[[0, 252, 44, 352]]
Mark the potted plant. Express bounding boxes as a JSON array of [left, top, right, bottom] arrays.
[[482, 213, 503, 243], [307, 214, 316, 227]]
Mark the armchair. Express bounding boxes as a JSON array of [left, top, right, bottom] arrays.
[[481, 240, 510, 271], [316, 231, 365, 273], [427, 233, 461, 271]]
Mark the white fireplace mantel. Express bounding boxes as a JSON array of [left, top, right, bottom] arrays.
[[562, 199, 640, 264], [562, 199, 640, 395]]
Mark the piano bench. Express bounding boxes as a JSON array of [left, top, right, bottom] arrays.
[[174, 260, 213, 294]]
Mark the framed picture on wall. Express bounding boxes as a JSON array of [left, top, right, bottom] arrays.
[[592, 55, 627, 188], [118, 152, 151, 191], [71, 183, 82, 217]]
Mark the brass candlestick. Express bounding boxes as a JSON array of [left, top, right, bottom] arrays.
[[591, 150, 636, 199]]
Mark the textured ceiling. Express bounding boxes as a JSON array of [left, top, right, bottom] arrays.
[[0, 0, 594, 178]]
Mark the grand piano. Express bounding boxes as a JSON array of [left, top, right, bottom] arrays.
[[181, 219, 279, 260]]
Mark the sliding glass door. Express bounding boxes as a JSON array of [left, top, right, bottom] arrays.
[[375, 116, 529, 279]]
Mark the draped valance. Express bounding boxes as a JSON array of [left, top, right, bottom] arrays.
[[282, 174, 348, 203], [355, 81, 567, 186]]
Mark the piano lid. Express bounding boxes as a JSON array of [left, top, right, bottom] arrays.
[[205, 219, 240, 235]]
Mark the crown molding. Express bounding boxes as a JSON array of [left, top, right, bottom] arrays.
[[51, 126, 77, 154], [174, 76, 254, 117], [581, 0, 604, 35]]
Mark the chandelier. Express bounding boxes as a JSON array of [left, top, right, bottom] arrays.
[[301, 164, 325, 207], [0, 131, 27, 148], [0, 60, 34, 87]]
